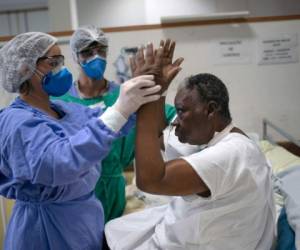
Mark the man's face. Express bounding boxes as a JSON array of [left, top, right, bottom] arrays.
[[173, 86, 214, 145]]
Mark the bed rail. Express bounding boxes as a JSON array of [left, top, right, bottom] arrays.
[[263, 118, 300, 148]]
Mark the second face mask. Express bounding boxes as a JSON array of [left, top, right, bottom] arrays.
[[81, 55, 107, 80]]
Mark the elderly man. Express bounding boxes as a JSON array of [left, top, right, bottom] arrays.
[[105, 43, 276, 250]]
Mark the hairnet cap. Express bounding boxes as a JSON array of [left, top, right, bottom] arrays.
[[0, 32, 57, 93], [70, 25, 108, 55]]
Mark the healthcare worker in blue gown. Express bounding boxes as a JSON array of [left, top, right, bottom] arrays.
[[0, 32, 161, 250]]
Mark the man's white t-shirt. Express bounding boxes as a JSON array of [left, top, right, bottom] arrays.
[[105, 133, 276, 250]]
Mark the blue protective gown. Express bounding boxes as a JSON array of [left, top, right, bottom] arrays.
[[0, 97, 134, 250]]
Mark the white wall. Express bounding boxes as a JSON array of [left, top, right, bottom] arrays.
[[48, 0, 78, 32], [1, 0, 300, 34], [0, 14, 11, 36], [246, 0, 300, 17], [215, 0, 300, 16], [1, 2, 300, 140], [70, 19, 299, 140], [27, 10, 49, 32], [0, 0, 49, 35], [0, 0, 47, 11], [76, 0, 146, 27], [76, 0, 300, 28], [144, 0, 216, 24], [1, 20, 299, 139], [0, 10, 49, 35]]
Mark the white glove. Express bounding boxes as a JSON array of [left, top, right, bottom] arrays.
[[113, 75, 161, 118]]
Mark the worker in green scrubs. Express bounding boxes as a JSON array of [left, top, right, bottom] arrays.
[[54, 25, 176, 223]]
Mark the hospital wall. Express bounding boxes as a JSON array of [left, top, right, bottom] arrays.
[[63, 18, 300, 141], [0, 18, 299, 140], [76, 0, 300, 27]]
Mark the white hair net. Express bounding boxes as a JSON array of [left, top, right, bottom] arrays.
[[70, 25, 108, 56], [0, 32, 57, 93]]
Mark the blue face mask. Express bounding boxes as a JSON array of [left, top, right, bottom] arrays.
[[80, 56, 107, 80], [38, 67, 73, 97]]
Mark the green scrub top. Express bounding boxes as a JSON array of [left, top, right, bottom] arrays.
[[54, 82, 176, 222]]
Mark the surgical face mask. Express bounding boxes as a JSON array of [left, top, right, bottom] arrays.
[[80, 55, 107, 80], [36, 66, 73, 97]]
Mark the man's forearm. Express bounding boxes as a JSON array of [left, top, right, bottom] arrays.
[[157, 97, 169, 136], [135, 99, 166, 191]]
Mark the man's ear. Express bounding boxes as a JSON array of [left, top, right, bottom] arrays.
[[207, 101, 219, 119]]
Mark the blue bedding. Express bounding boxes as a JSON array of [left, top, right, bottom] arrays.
[[276, 165, 300, 249]]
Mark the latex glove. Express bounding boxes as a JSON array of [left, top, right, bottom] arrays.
[[113, 75, 161, 118]]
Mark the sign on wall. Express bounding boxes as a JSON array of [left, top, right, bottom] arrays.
[[257, 34, 299, 65], [211, 39, 252, 65]]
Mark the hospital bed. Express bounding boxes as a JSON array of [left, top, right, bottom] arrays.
[[261, 118, 300, 174], [261, 119, 300, 249]]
